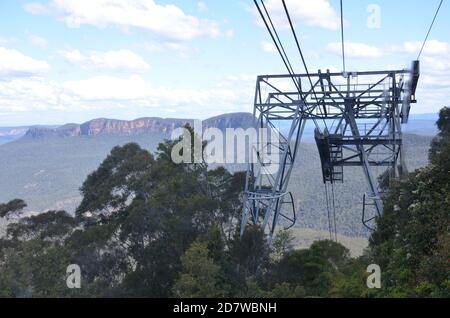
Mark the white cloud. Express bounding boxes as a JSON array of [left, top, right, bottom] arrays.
[[197, 1, 207, 12], [61, 75, 252, 112], [325, 39, 450, 114], [60, 49, 151, 73], [24, 0, 221, 41], [23, 3, 51, 15], [327, 42, 385, 58], [327, 40, 450, 61], [0, 36, 15, 45], [0, 74, 254, 117], [255, 0, 341, 31], [143, 42, 191, 54], [0, 77, 61, 112], [60, 49, 84, 63], [225, 29, 235, 38], [0, 47, 50, 77], [395, 40, 450, 113], [422, 56, 450, 75], [261, 41, 277, 54], [63, 75, 152, 100], [217, 74, 256, 88], [30, 34, 48, 49], [396, 40, 450, 57]]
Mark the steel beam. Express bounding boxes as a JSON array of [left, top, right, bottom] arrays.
[[241, 61, 419, 239]]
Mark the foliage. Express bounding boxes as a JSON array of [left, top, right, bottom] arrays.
[[271, 230, 295, 262], [0, 109, 449, 298], [0, 199, 27, 219], [368, 107, 450, 298], [0, 131, 432, 237], [172, 240, 226, 298]]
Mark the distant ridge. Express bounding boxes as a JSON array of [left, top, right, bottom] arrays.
[[0, 125, 58, 145], [25, 112, 255, 139]]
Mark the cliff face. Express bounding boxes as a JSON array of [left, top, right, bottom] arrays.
[[78, 118, 195, 136], [2, 126, 58, 142], [24, 113, 255, 139]]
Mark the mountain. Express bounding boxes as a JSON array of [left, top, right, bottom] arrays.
[[0, 112, 435, 238], [0, 126, 57, 145], [404, 114, 439, 136], [1, 112, 437, 143], [0, 113, 255, 213], [0, 133, 166, 214], [24, 113, 255, 139]]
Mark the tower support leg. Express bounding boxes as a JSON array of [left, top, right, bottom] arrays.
[[344, 102, 383, 217], [241, 104, 306, 240]]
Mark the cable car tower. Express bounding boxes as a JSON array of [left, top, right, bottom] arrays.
[[241, 0, 423, 240]]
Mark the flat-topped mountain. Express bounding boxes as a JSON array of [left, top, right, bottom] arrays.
[[25, 113, 255, 139], [0, 125, 57, 145], [0, 111, 437, 237]]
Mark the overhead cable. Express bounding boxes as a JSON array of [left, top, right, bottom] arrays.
[[417, 0, 444, 60]]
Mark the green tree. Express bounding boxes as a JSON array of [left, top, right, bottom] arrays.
[[0, 130, 257, 298], [72, 131, 245, 297], [0, 199, 26, 218], [369, 107, 450, 298], [173, 240, 227, 298], [266, 240, 352, 297], [271, 230, 295, 262], [0, 209, 78, 297]]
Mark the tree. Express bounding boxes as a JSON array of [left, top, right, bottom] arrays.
[[76, 143, 154, 222], [72, 131, 245, 297], [8, 109, 450, 298], [230, 226, 270, 279], [0, 199, 26, 219], [0, 208, 78, 297], [266, 240, 352, 297], [6, 210, 76, 242], [173, 240, 227, 298], [271, 230, 295, 262], [369, 107, 450, 297], [436, 106, 450, 134]]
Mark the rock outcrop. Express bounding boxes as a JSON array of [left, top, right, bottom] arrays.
[[24, 113, 255, 139]]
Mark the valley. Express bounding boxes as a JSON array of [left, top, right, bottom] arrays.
[[0, 113, 434, 248]]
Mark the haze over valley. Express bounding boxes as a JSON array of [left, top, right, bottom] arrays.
[[0, 112, 436, 253]]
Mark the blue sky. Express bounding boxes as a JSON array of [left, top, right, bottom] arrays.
[[0, 0, 448, 126]]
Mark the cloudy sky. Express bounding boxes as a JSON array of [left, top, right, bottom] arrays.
[[0, 0, 448, 126]]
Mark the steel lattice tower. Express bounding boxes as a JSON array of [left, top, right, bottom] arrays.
[[241, 62, 420, 239]]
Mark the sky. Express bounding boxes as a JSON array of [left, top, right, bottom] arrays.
[[0, 0, 449, 126]]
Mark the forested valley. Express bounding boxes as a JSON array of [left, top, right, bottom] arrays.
[[1, 108, 449, 298]]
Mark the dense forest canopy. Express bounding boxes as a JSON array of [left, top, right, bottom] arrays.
[[0, 109, 449, 298]]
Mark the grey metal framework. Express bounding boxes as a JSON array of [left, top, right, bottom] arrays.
[[241, 61, 420, 239]]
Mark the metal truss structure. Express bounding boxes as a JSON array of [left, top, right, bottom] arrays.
[[241, 61, 420, 239]]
